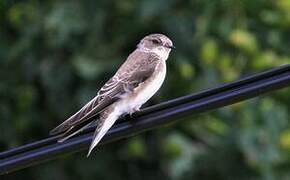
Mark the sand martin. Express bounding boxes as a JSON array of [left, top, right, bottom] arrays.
[[50, 33, 174, 156]]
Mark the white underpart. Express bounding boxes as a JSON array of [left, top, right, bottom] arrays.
[[118, 64, 166, 114]]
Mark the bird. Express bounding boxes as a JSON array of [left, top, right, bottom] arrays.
[[50, 33, 174, 157]]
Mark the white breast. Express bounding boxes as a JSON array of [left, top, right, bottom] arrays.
[[134, 66, 166, 106], [116, 62, 166, 114], [151, 47, 170, 60]]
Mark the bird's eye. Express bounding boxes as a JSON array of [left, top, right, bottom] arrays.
[[151, 39, 160, 44]]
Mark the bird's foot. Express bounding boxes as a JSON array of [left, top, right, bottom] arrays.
[[128, 107, 141, 118], [131, 107, 140, 115]]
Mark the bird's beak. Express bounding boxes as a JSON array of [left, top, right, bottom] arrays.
[[170, 45, 176, 49], [164, 44, 176, 49]]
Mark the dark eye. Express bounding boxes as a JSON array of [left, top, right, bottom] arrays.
[[151, 39, 160, 44]]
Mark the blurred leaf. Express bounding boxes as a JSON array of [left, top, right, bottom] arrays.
[[8, 3, 38, 28], [126, 137, 147, 159], [44, 2, 87, 47], [276, 0, 290, 12], [201, 39, 219, 65], [178, 58, 195, 79], [204, 116, 228, 135], [229, 29, 259, 54], [252, 50, 278, 69], [280, 130, 290, 150], [72, 55, 103, 80], [164, 133, 197, 179]]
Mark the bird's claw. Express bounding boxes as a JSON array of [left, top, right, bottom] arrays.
[[129, 107, 140, 117]]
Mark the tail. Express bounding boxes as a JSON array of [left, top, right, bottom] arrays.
[[87, 108, 120, 157]]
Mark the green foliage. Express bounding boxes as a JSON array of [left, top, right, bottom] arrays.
[[0, 0, 289, 179]]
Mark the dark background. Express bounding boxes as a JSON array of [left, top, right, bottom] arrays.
[[1, 0, 290, 179]]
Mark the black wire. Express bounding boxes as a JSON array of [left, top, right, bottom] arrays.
[[1, 64, 288, 159], [0, 64, 289, 175]]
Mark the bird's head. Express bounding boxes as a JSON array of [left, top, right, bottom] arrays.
[[137, 33, 174, 60]]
